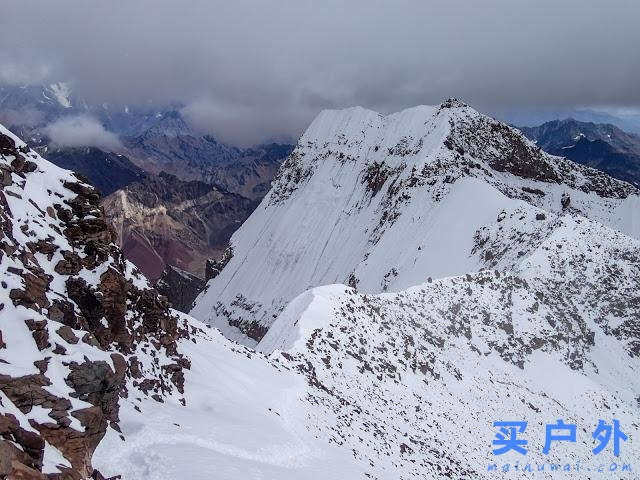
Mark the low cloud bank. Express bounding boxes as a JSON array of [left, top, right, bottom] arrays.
[[44, 115, 122, 150]]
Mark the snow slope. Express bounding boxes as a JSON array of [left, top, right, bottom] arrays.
[[95, 213, 640, 479], [192, 99, 640, 346], [256, 213, 640, 479], [94, 319, 364, 480]]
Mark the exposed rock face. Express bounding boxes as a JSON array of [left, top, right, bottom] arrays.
[[0, 124, 200, 478], [156, 265, 205, 313], [102, 172, 256, 280], [204, 247, 233, 282]]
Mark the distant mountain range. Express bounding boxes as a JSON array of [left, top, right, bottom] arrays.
[[114, 109, 293, 200], [46, 147, 146, 195], [0, 83, 294, 198], [102, 171, 257, 281], [519, 118, 640, 187], [0, 82, 293, 289], [505, 108, 640, 135]]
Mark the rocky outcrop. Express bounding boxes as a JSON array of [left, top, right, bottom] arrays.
[[444, 104, 636, 198], [0, 125, 201, 478], [204, 247, 233, 282], [156, 265, 205, 313]]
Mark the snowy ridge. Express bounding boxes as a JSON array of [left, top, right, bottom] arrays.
[[0, 126, 111, 472], [0, 124, 200, 478], [253, 213, 640, 479], [192, 99, 639, 346]]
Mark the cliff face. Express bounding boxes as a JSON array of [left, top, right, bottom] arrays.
[[156, 265, 205, 313], [0, 125, 200, 479]]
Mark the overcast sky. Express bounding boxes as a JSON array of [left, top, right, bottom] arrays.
[[1, 0, 639, 144]]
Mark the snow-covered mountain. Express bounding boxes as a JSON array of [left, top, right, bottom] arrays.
[[100, 95, 640, 478], [192, 99, 640, 346], [2, 102, 639, 479]]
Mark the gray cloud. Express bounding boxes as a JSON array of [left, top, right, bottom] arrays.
[[44, 115, 122, 150], [0, 53, 51, 86], [0, 109, 46, 128], [1, 0, 639, 144], [182, 98, 306, 146]]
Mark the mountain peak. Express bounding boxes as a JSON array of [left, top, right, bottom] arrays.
[[192, 101, 639, 346], [438, 96, 469, 109]]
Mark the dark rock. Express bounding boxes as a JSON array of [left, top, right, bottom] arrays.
[[56, 326, 79, 345], [26, 239, 58, 260], [54, 251, 83, 275], [0, 439, 42, 477], [52, 344, 66, 355], [24, 320, 50, 351], [521, 186, 546, 196], [205, 246, 233, 282], [81, 333, 100, 348], [0, 165, 12, 187], [66, 278, 105, 339], [33, 358, 50, 375], [48, 300, 82, 329], [156, 265, 205, 313], [9, 271, 51, 311]]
